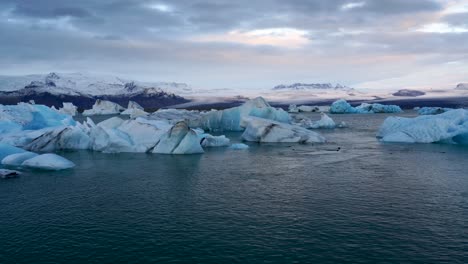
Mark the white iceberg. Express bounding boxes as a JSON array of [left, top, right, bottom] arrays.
[[83, 99, 125, 116], [2, 152, 38, 166], [58, 102, 78, 116], [22, 153, 75, 170], [228, 143, 249, 150], [241, 117, 326, 143], [199, 134, 230, 147], [120, 101, 148, 118], [377, 109, 468, 144], [297, 113, 337, 129], [330, 99, 402, 114], [197, 97, 290, 131]]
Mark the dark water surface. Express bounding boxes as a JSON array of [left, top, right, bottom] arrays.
[[1, 112, 467, 263]]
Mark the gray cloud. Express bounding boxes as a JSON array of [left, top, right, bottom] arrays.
[[0, 0, 466, 89]]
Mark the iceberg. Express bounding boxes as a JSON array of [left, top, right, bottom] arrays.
[[0, 103, 75, 133], [330, 99, 402, 114], [153, 121, 204, 154], [199, 134, 230, 147], [121, 101, 148, 118], [377, 109, 468, 144], [197, 97, 290, 131], [228, 143, 249, 150], [58, 102, 78, 116], [298, 113, 337, 129], [417, 107, 453, 115], [22, 153, 75, 170], [241, 117, 326, 143], [2, 152, 38, 166], [83, 99, 125, 116]]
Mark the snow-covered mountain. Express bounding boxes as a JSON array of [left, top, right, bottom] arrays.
[[273, 83, 353, 91], [0, 72, 190, 109]]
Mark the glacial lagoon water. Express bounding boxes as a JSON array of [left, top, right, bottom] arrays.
[[1, 112, 467, 263]]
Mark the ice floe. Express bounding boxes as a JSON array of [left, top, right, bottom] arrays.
[[228, 143, 249, 150], [0, 169, 20, 179]]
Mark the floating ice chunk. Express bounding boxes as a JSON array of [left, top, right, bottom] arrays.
[[198, 97, 290, 131], [0, 143, 26, 160], [58, 102, 78, 116], [330, 99, 402, 114], [377, 109, 468, 144], [199, 134, 230, 147], [241, 117, 326, 143], [228, 143, 249, 150], [2, 152, 38, 166], [417, 107, 453, 115], [121, 101, 148, 118], [83, 99, 125, 116], [298, 113, 336, 129], [153, 121, 204, 154], [0, 169, 20, 179], [22, 153, 75, 170]]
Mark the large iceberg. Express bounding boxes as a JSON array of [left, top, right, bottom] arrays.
[[120, 101, 148, 118], [0, 103, 75, 133], [241, 117, 326, 143], [197, 97, 290, 131], [58, 102, 78, 116], [377, 109, 468, 144], [330, 99, 402, 114], [16, 116, 208, 154], [83, 99, 125, 116]]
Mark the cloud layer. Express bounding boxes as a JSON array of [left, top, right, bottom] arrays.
[[0, 0, 467, 89]]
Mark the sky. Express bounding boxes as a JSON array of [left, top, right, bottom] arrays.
[[0, 0, 467, 90]]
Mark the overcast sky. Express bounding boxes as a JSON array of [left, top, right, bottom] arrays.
[[0, 0, 467, 90]]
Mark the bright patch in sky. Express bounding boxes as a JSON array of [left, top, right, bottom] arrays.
[[147, 3, 173, 12], [416, 23, 468, 33], [193, 28, 310, 48], [341, 2, 366, 10]]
